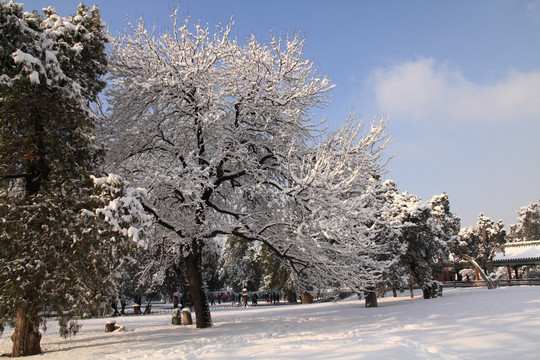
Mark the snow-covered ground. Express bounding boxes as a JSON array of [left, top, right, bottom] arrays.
[[1, 286, 539, 359]]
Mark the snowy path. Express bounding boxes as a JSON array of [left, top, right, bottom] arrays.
[[1, 286, 539, 359]]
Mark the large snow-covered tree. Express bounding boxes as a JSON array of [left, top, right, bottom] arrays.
[[0, 2, 129, 356], [105, 12, 392, 327]]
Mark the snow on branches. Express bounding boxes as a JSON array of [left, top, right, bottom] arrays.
[[105, 10, 396, 323], [90, 174, 152, 247], [1, 2, 107, 112], [279, 115, 394, 292]]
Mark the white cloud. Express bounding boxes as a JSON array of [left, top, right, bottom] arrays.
[[369, 58, 540, 123], [527, 0, 540, 20]]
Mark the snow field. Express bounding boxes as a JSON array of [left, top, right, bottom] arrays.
[[1, 286, 539, 359]]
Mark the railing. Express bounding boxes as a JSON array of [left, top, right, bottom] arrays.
[[442, 278, 540, 288], [496, 278, 540, 286]]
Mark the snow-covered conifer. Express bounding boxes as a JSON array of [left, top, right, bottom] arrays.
[[507, 200, 540, 242], [0, 2, 121, 356], [384, 191, 453, 298], [428, 193, 461, 250]]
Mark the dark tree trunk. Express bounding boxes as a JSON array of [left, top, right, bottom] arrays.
[[185, 240, 212, 328], [11, 307, 41, 357], [300, 292, 313, 304], [364, 289, 378, 308], [11, 115, 45, 357], [392, 288, 397, 297], [409, 285, 414, 298]]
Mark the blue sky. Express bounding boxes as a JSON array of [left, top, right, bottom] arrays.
[[21, 0, 540, 228]]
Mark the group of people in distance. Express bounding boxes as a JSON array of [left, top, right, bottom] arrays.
[[205, 290, 281, 307]]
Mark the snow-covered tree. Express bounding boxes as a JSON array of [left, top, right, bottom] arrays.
[[219, 235, 262, 292], [507, 200, 540, 242], [0, 2, 125, 356], [385, 191, 451, 298], [105, 12, 392, 327], [457, 214, 506, 274], [428, 192, 461, 279], [277, 116, 394, 299], [428, 193, 461, 250], [360, 179, 404, 305], [370, 180, 407, 299]]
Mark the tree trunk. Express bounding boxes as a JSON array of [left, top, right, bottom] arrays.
[[392, 288, 397, 297], [364, 289, 378, 308], [409, 284, 414, 298], [11, 307, 41, 357], [300, 292, 313, 304], [185, 241, 212, 328], [105, 322, 117, 332], [462, 254, 497, 289], [182, 308, 193, 325]]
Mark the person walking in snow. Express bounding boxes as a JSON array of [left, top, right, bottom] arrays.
[[120, 298, 127, 315], [111, 297, 120, 316], [251, 292, 258, 305]]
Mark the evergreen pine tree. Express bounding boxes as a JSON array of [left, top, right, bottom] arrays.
[[0, 2, 122, 356], [387, 191, 450, 298]]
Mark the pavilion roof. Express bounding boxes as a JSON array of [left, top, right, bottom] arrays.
[[492, 240, 540, 266]]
